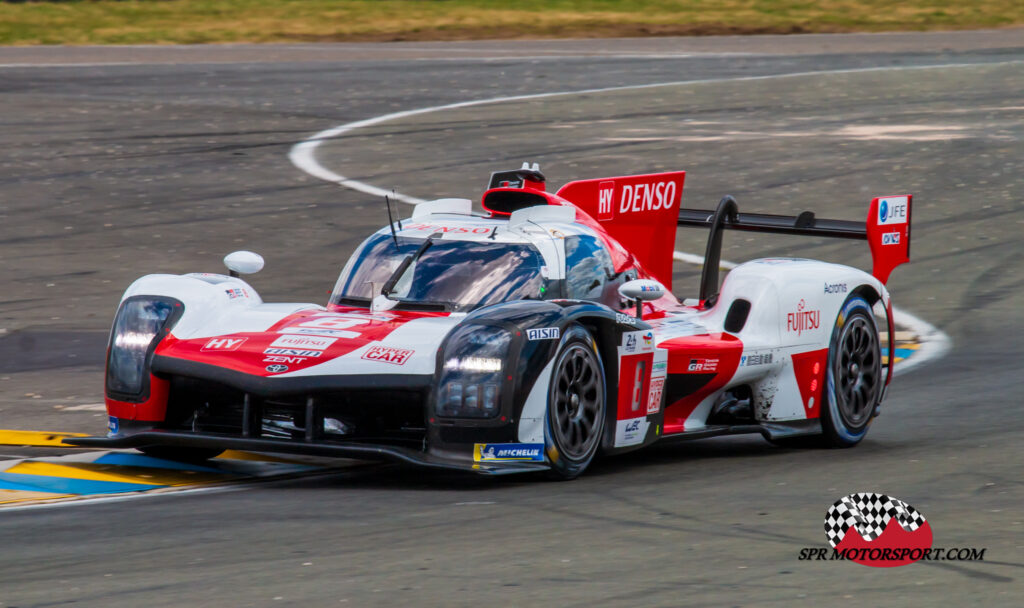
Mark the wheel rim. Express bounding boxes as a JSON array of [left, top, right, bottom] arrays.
[[834, 315, 880, 429], [551, 344, 603, 460]]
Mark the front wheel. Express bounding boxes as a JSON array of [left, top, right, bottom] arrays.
[[821, 295, 882, 447], [544, 324, 606, 480]]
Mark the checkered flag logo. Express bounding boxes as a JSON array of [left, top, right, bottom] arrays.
[[824, 493, 927, 548]]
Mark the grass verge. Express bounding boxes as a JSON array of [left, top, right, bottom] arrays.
[[0, 0, 1021, 45]]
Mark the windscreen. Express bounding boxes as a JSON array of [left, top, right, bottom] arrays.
[[331, 233, 552, 311]]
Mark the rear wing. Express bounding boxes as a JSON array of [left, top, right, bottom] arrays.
[[681, 195, 911, 303]]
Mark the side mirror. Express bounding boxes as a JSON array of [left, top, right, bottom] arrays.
[[224, 251, 264, 277], [618, 279, 666, 320]]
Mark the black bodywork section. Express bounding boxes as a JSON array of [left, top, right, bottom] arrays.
[[69, 298, 656, 471]]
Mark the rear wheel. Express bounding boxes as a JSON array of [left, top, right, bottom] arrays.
[[545, 324, 606, 480], [821, 295, 882, 447], [769, 294, 881, 449]]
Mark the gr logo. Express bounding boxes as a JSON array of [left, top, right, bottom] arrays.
[[882, 232, 901, 246]]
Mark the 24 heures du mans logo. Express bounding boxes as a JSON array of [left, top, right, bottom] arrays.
[[798, 493, 986, 567]]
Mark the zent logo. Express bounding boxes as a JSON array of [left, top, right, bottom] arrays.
[[877, 196, 908, 226], [202, 337, 247, 351], [597, 180, 615, 221], [618, 181, 677, 214], [361, 346, 414, 365], [825, 493, 932, 567], [882, 232, 901, 245], [526, 327, 560, 341], [265, 364, 288, 373]]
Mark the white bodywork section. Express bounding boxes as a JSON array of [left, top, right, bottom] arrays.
[[122, 273, 320, 340], [672, 258, 887, 428]]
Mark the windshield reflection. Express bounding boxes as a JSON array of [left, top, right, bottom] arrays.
[[332, 234, 551, 311]]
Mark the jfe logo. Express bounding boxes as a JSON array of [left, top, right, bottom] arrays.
[[597, 181, 615, 221], [878, 196, 908, 225]]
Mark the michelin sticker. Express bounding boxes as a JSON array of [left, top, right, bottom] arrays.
[[474, 443, 545, 462]]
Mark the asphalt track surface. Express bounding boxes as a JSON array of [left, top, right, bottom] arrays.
[[0, 30, 1022, 606]]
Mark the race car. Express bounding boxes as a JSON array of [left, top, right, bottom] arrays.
[[67, 164, 913, 479]]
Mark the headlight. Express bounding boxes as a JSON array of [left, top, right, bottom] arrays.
[[437, 325, 511, 419], [106, 296, 182, 398]]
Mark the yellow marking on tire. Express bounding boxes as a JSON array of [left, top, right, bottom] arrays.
[[0, 430, 89, 447]]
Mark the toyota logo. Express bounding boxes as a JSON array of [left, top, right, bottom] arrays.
[[265, 364, 288, 373]]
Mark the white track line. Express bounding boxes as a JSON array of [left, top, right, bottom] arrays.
[[289, 61, 965, 372], [289, 59, 1020, 204]]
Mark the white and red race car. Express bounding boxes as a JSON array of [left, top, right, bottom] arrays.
[[68, 165, 913, 479]]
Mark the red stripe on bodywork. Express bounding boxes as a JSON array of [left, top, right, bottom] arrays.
[[659, 333, 743, 434], [106, 374, 170, 421], [157, 307, 445, 377], [790, 348, 828, 419], [616, 352, 654, 421]]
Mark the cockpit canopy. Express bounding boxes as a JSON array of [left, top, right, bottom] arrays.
[[331, 232, 556, 312]]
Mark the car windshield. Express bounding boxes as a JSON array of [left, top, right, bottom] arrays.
[[331, 233, 552, 311]]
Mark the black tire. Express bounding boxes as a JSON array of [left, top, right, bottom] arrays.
[[820, 294, 882, 447], [544, 324, 606, 480], [137, 445, 224, 463]]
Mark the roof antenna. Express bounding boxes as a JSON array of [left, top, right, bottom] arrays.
[[385, 194, 399, 249], [392, 188, 403, 229]]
